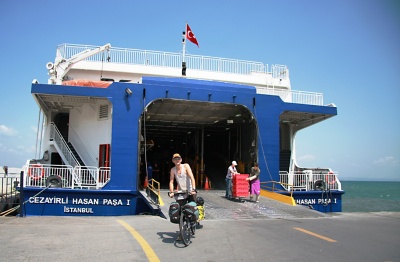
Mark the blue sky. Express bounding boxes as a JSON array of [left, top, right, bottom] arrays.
[[0, 0, 399, 181]]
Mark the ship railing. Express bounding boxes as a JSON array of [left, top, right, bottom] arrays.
[[291, 90, 324, 105], [258, 88, 324, 106], [98, 167, 111, 187], [73, 166, 98, 188], [280, 171, 341, 191], [69, 125, 97, 167], [57, 43, 288, 80], [23, 164, 111, 189], [24, 164, 74, 188], [145, 179, 161, 206], [1, 176, 20, 196], [260, 180, 294, 198], [49, 123, 81, 169]]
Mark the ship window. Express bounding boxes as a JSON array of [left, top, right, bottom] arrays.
[[98, 104, 109, 120]]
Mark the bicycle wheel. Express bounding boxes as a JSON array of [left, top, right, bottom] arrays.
[[179, 213, 191, 246], [190, 220, 196, 235]]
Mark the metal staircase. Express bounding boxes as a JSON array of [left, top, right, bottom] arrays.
[[49, 123, 97, 187]]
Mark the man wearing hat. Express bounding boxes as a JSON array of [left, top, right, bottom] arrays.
[[169, 153, 197, 202], [225, 161, 239, 199]]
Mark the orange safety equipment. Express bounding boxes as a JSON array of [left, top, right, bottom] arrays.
[[204, 176, 210, 190], [28, 164, 45, 180], [325, 172, 336, 185]]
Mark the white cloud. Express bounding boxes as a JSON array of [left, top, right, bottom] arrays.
[[30, 126, 37, 133], [373, 156, 397, 165], [298, 154, 316, 162], [0, 125, 17, 136]]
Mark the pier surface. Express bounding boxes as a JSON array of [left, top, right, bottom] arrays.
[[1, 190, 399, 261]]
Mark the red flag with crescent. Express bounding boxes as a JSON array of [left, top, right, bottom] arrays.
[[186, 24, 199, 47]]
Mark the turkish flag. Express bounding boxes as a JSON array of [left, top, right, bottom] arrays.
[[186, 24, 199, 47]]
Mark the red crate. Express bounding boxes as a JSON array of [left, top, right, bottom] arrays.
[[233, 174, 249, 181], [232, 174, 249, 197], [232, 189, 249, 197]]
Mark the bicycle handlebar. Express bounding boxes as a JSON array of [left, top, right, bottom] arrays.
[[168, 189, 197, 196]]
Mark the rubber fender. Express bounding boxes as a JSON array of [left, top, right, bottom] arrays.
[[46, 175, 62, 188], [314, 180, 326, 191]]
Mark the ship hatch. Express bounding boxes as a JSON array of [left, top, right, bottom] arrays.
[[140, 99, 257, 189]]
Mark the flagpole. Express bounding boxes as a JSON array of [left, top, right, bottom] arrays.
[[182, 23, 187, 63], [182, 23, 187, 76]]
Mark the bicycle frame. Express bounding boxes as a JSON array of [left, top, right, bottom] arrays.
[[171, 191, 196, 246]]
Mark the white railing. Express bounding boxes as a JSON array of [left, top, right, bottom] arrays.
[[56, 44, 328, 106], [291, 90, 323, 105], [258, 88, 324, 106], [49, 123, 80, 168], [68, 126, 97, 167], [24, 164, 110, 189], [74, 166, 97, 188], [98, 167, 110, 187], [57, 43, 288, 79], [25, 164, 74, 188], [279, 171, 341, 191]]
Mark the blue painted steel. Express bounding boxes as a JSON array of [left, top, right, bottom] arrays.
[[289, 191, 344, 212], [21, 188, 153, 216], [29, 76, 338, 215]]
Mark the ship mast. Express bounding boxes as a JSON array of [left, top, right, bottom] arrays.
[[182, 24, 187, 76]]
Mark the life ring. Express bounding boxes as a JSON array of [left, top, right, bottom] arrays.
[[28, 164, 44, 180], [325, 172, 336, 185]]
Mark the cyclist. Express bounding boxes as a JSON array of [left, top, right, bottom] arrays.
[[168, 153, 197, 202], [168, 153, 197, 242]]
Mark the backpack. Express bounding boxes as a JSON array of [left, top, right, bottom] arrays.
[[168, 202, 180, 224], [182, 201, 199, 222]]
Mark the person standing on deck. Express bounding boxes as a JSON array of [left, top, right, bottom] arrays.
[[226, 161, 239, 199], [246, 163, 261, 202]]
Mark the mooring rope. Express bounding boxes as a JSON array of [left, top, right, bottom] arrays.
[[0, 183, 52, 216]]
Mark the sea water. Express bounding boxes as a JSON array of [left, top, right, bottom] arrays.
[[341, 181, 400, 212]]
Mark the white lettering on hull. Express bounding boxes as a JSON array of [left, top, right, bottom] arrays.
[[29, 196, 68, 204], [64, 206, 94, 214], [28, 196, 132, 215], [296, 198, 337, 205], [72, 198, 99, 205], [103, 199, 123, 206]]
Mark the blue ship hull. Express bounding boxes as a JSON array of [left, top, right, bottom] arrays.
[[23, 76, 341, 216]]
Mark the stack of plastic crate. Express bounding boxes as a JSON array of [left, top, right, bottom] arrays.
[[232, 174, 249, 198]]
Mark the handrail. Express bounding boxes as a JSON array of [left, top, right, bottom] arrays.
[[56, 44, 328, 106], [49, 123, 80, 168], [279, 170, 341, 191], [57, 43, 288, 80], [146, 179, 161, 206], [259, 87, 324, 105], [260, 180, 294, 198], [68, 125, 97, 166], [24, 164, 74, 188], [23, 164, 111, 189]]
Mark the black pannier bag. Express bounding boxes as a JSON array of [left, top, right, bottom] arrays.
[[169, 202, 180, 224], [182, 201, 199, 222]]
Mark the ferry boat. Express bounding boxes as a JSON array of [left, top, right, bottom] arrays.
[[20, 42, 344, 216]]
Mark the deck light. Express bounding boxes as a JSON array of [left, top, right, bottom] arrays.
[[125, 88, 132, 96]]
